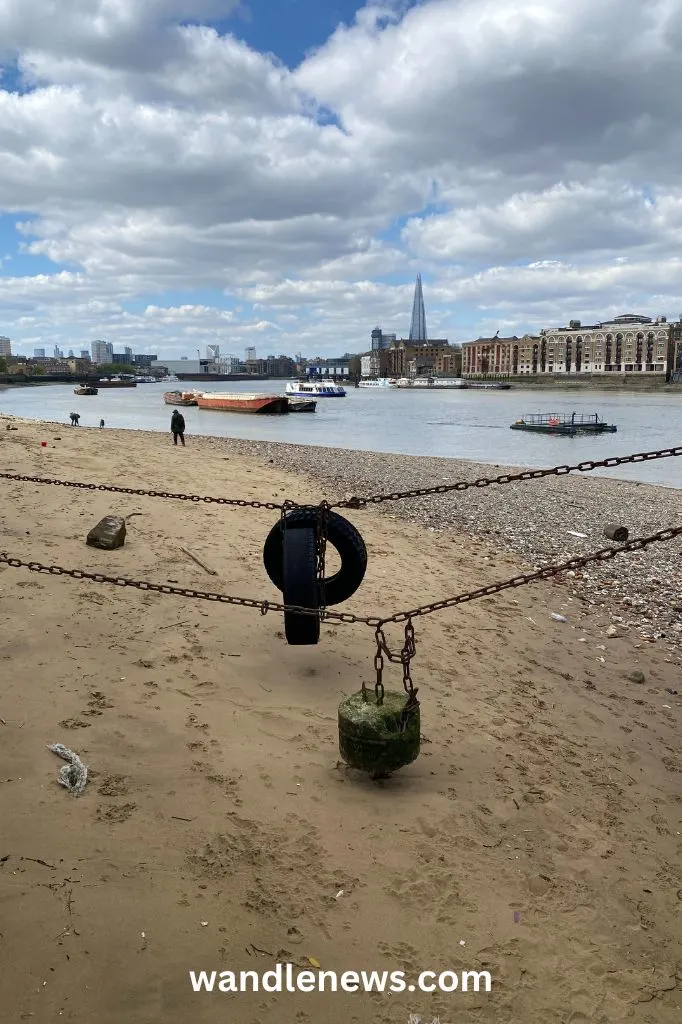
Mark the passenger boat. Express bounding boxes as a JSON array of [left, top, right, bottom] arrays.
[[97, 377, 137, 387], [287, 398, 317, 412], [510, 413, 617, 436], [358, 378, 397, 388], [74, 384, 98, 396], [285, 379, 346, 398], [196, 392, 289, 414], [393, 377, 469, 389], [163, 390, 199, 406]]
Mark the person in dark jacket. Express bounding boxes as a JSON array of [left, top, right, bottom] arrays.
[[170, 409, 185, 446]]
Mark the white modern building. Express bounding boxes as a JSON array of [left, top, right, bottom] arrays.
[[91, 339, 114, 364]]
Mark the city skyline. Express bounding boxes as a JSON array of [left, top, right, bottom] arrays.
[[1, 1, 680, 359]]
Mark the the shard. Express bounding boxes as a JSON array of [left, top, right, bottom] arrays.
[[408, 273, 427, 341]]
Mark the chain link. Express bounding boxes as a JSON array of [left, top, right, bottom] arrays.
[[2, 524, 681, 628], [377, 525, 682, 624], [4, 443, 680, 730], [0, 471, 293, 511], [3, 445, 681, 513], [314, 500, 331, 621], [0, 552, 353, 621], [331, 444, 682, 509]]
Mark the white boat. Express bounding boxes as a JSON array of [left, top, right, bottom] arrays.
[[285, 379, 346, 397], [358, 378, 397, 388], [394, 377, 469, 389]]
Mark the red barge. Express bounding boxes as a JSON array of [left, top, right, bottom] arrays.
[[196, 392, 289, 414]]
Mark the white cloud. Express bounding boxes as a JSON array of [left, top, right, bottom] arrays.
[[402, 183, 682, 263], [1, 0, 681, 356]]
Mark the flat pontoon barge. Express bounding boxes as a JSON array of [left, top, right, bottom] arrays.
[[510, 413, 617, 436]]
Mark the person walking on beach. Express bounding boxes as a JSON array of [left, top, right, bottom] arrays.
[[170, 408, 185, 446], [99, 419, 105, 429], [69, 412, 80, 426]]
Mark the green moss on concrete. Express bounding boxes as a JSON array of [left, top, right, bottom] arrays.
[[338, 689, 420, 776]]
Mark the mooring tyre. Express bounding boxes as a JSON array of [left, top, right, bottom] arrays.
[[282, 522, 320, 645], [263, 508, 367, 606]]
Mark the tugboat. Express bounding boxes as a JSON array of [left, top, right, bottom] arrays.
[[74, 384, 98, 396], [510, 412, 617, 436]]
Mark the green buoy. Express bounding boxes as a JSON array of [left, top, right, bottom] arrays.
[[338, 689, 420, 778]]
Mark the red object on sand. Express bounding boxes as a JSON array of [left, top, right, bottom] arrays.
[[41, 441, 47, 447]]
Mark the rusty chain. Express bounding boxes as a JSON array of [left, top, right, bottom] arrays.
[[2, 523, 680, 629], [2, 445, 681, 712], [2, 524, 680, 723], [376, 525, 682, 624], [0, 471, 290, 510], [2, 444, 681, 512], [332, 444, 682, 508], [314, 500, 331, 620]]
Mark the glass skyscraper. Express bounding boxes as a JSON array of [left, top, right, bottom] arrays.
[[409, 274, 427, 342]]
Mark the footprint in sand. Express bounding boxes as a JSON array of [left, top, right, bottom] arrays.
[[186, 713, 210, 731], [83, 691, 115, 717], [97, 774, 129, 797], [96, 803, 137, 823]]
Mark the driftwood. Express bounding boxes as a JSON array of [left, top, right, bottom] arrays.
[[180, 546, 217, 575]]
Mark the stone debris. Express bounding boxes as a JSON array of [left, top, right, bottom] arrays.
[[87, 515, 126, 550]]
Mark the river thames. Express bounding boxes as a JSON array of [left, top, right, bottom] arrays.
[[2, 380, 681, 488]]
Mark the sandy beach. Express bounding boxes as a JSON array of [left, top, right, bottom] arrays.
[[1, 416, 681, 1024]]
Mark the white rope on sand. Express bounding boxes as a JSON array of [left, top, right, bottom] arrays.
[[49, 743, 88, 796]]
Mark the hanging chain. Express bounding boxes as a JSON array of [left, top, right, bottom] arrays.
[[398, 620, 420, 731], [0, 471, 293, 510], [372, 626, 386, 704], [371, 621, 420, 725], [315, 501, 331, 621], [2, 524, 681, 627], [3, 442, 680, 721], [331, 444, 682, 509], [3, 444, 681, 512]]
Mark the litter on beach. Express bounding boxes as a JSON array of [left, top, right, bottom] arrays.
[[49, 743, 88, 796]]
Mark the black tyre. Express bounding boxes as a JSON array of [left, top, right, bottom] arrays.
[[283, 522, 320, 645], [263, 508, 367, 606]]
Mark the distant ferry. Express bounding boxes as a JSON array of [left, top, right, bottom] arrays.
[[394, 377, 469, 389], [358, 378, 397, 388], [97, 377, 137, 388], [285, 379, 346, 397]]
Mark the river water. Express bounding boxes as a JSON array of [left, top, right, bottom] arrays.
[[2, 380, 681, 488]]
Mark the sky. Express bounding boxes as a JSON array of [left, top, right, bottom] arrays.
[[1, 0, 682, 361]]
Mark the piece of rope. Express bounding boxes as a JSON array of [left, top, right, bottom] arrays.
[[49, 743, 88, 796]]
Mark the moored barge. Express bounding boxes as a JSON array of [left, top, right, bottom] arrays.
[[163, 390, 199, 406], [510, 412, 617, 436], [197, 392, 289, 414]]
